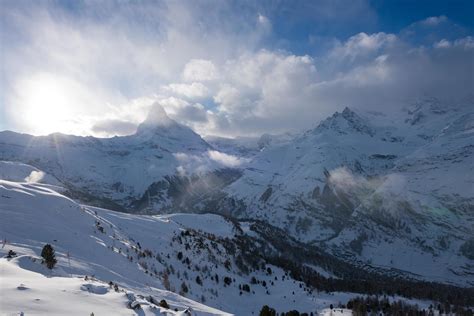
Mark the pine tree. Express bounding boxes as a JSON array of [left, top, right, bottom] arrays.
[[180, 281, 188, 294], [41, 244, 57, 269], [196, 276, 202, 285], [159, 299, 169, 309], [259, 305, 276, 316]]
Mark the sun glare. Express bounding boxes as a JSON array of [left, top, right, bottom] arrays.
[[16, 74, 80, 135]]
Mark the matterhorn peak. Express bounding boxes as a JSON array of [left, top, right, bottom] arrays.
[[133, 102, 210, 149], [143, 103, 174, 127], [136, 103, 177, 135]]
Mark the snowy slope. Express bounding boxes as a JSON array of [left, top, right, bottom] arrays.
[[215, 98, 474, 286], [0, 174, 363, 315], [0, 105, 238, 212], [0, 179, 227, 315], [1, 256, 203, 316], [205, 132, 296, 158], [0, 161, 61, 185], [1, 97, 473, 289]]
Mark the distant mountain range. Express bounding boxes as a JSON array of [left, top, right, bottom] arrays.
[[1, 96, 473, 292]]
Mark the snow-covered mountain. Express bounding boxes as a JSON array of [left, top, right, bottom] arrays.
[[1, 97, 473, 296], [0, 164, 373, 315], [0, 189, 227, 315], [205, 132, 296, 158], [215, 98, 474, 286], [0, 160, 61, 185], [2, 163, 471, 315], [0, 104, 241, 212]]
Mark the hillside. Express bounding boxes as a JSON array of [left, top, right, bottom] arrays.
[[0, 176, 354, 315], [1, 97, 473, 290]]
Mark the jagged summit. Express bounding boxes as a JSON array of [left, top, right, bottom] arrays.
[[316, 106, 375, 136], [341, 106, 357, 118], [132, 102, 210, 152], [136, 103, 177, 134], [144, 103, 174, 126], [1, 96, 473, 295]]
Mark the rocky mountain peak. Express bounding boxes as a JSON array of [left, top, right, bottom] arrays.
[[136, 103, 176, 133], [133, 102, 210, 151], [316, 106, 375, 136]]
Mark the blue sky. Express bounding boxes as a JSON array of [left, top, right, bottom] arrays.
[[255, 0, 474, 50], [1, 0, 473, 137]]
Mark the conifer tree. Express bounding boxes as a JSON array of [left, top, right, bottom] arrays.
[[41, 244, 57, 269], [259, 305, 276, 316]]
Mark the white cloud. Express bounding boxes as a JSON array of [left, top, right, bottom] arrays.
[[328, 167, 411, 217], [0, 1, 255, 136], [214, 85, 253, 115], [258, 14, 270, 26], [434, 39, 451, 48], [328, 167, 362, 191], [434, 36, 474, 50], [329, 32, 397, 61], [420, 15, 447, 26], [25, 170, 45, 183], [1, 3, 472, 139], [176, 165, 187, 177], [183, 59, 219, 82], [172, 149, 248, 176], [454, 36, 474, 48], [158, 97, 208, 123], [433, 37, 474, 50], [163, 82, 209, 99], [209, 50, 318, 132], [334, 54, 391, 85], [257, 14, 272, 34], [92, 119, 137, 136], [207, 150, 249, 167], [173, 152, 210, 175]]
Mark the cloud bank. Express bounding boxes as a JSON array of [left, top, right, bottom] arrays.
[[1, 2, 473, 137], [173, 150, 248, 176]]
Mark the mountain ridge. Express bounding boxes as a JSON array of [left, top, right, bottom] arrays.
[[1, 98, 473, 288]]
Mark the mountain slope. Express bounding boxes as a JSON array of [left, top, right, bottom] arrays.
[[0, 175, 354, 315], [212, 100, 474, 286], [1, 98, 473, 289], [0, 104, 240, 212]]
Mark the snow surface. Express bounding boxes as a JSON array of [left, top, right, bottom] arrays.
[[2, 98, 471, 313], [219, 100, 474, 286], [0, 105, 226, 207], [0, 161, 60, 185], [1, 256, 194, 316], [319, 308, 353, 316], [0, 177, 359, 315], [1, 97, 473, 310]]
